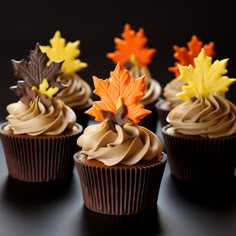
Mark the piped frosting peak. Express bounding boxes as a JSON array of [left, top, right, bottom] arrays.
[[40, 31, 87, 74], [106, 23, 156, 67]]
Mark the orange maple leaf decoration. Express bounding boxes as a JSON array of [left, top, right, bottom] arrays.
[[106, 23, 156, 67], [85, 62, 151, 125], [168, 35, 215, 77]]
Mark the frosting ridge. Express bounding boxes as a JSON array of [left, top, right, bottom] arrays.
[[6, 97, 76, 135], [57, 73, 92, 108], [77, 120, 162, 166], [128, 65, 161, 105], [167, 94, 236, 138]]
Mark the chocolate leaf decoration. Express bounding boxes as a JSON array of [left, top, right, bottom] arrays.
[[100, 105, 130, 132], [11, 43, 64, 92]]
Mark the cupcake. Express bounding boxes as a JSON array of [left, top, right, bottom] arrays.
[[40, 31, 93, 129], [0, 43, 83, 182], [74, 62, 167, 215], [156, 35, 215, 127], [106, 23, 162, 133], [162, 49, 236, 185]]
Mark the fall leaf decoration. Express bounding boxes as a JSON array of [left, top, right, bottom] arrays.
[[177, 49, 236, 101], [40, 31, 87, 74], [106, 23, 156, 67], [169, 35, 215, 77], [85, 62, 151, 126], [11, 43, 65, 106]]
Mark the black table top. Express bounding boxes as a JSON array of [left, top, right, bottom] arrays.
[[1, 122, 236, 236]]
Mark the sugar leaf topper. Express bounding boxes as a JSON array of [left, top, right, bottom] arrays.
[[11, 43, 65, 106], [169, 35, 215, 77], [177, 49, 236, 100], [106, 23, 156, 67], [40, 31, 87, 74], [86, 62, 151, 127]]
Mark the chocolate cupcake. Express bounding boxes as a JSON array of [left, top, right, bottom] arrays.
[[0, 44, 83, 182], [162, 49, 236, 185], [106, 23, 162, 133], [74, 62, 167, 215], [40, 31, 93, 129], [156, 35, 215, 127]]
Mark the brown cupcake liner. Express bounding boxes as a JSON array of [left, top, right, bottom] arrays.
[[73, 98, 92, 129], [74, 153, 167, 215], [162, 125, 236, 184], [139, 102, 159, 134], [155, 98, 170, 128], [0, 123, 83, 182]]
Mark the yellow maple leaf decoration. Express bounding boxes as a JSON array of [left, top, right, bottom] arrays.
[[106, 23, 156, 67], [177, 48, 236, 100], [85, 62, 151, 125], [168, 35, 215, 77], [32, 79, 59, 98], [40, 31, 87, 74]]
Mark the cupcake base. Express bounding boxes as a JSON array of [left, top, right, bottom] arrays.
[[162, 125, 236, 185], [138, 101, 159, 134], [0, 122, 83, 182], [74, 153, 167, 215]]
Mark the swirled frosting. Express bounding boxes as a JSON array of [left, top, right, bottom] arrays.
[[77, 120, 163, 166], [163, 77, 185, 108], [128, 65, 161, 105], [6, 97, 76, 136], [167, 93, 236, 138], [57, 73, 92, 109]]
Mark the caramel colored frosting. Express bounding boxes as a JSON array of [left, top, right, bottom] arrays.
[[128, 65, 161, 105], [77, 120, 163, 166], [163, 77, 185, 108], [57, 73, 92, 109], [6, 97, 76, 136], [167, 94, 236, 138]]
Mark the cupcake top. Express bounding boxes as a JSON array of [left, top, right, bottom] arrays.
[[167, 49, 236, 138], [163, 35, 215, 108], [106, 23, 161, 106], [40, 31, 92, 109], [6, 43, 77, 136], [77, 62, 163, 166]]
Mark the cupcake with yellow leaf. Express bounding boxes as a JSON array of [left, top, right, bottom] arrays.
[[73, 62, 167, 215], [106, 23, 162, 133], [156, 35, 215, 127], [40, 31, 92, 129], [162, 49, 236, 185], [0, 43, 83, 182]]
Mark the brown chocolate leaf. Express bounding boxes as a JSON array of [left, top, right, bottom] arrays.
[[100, 104, 130, 132], [11, 43, 64, 90]]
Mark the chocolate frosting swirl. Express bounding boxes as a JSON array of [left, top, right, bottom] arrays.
[[167, 94, 236, 138], [56, 73, 92, 109], [163, 77, 185, 108], [128, 65, 161, 105], [77, 120, 163, 166], [6, 97, 76, 135]]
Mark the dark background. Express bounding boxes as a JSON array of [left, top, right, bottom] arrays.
[[0, 0, 235, 121]]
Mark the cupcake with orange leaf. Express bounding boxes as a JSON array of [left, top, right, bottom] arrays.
[[0, 43, 83, 182], [162, 49, 236, 185], [156, 35, 215, 127], [73, 62, 167, 215], [106, 23, 161, 133], [40, 31, 92, 129]]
